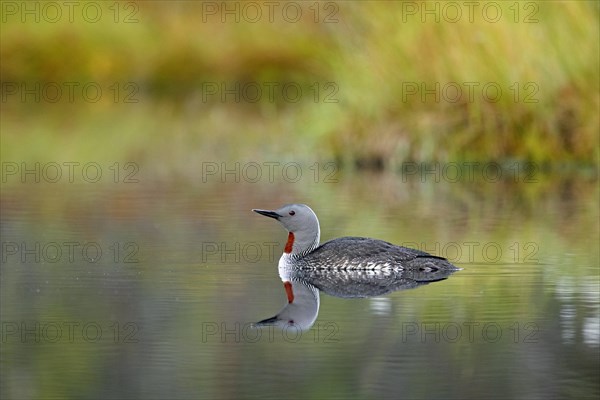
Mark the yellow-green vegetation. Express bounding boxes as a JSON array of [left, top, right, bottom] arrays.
[[1, 1, 598, 169]]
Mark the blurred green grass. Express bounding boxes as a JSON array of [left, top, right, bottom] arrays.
[[1, 1, 598, 168]]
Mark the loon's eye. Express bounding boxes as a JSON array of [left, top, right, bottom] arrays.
[[289, 210, 295, 216]]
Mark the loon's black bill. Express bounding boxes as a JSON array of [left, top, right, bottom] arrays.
[[253, 316, 278, 326], [252, 209, 281, 219]]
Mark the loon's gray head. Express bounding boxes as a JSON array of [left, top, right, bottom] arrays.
[[252, 204, 320, 255]]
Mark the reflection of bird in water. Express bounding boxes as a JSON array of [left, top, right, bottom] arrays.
[[253, 277, 320, 332], [253, 204, 460, 331], [252, 203, 460, 272], [254, 265, 459, 331]]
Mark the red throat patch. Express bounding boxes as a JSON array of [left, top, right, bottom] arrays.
[[284, 281, 294, 303], [284, 232, 294, 253]]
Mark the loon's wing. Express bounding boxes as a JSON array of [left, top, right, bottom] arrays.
[[302, 237, 457, 270]]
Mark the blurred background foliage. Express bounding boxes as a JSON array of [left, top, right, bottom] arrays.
[[1, 1, 598, 170]]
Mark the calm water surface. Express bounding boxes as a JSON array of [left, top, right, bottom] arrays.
[[1, 172, 598, 399]]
